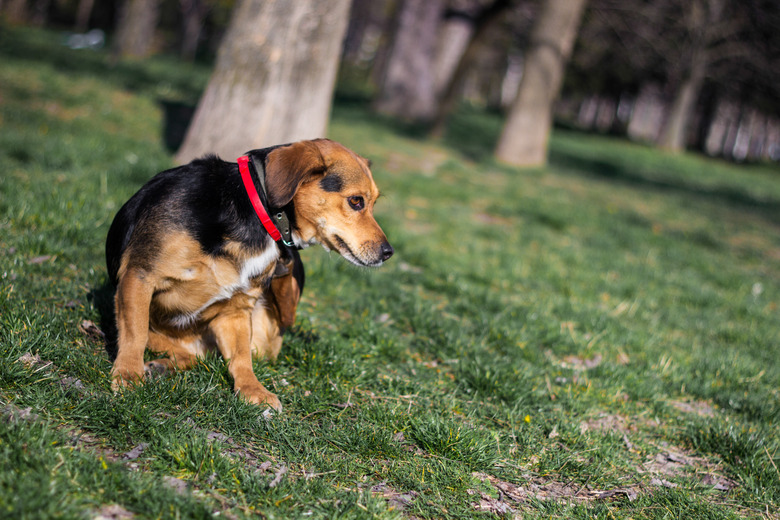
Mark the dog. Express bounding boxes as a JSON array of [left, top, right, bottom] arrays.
[[105, 139, 393, 410]]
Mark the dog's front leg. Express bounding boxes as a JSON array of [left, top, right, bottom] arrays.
[[111, 268, 155, 390], [209, 296, 281, 411]]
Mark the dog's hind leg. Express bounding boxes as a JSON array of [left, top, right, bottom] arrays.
[[144, 331, 202, 375], [250, 304, 283, 362], [111, 268, 154, 390]]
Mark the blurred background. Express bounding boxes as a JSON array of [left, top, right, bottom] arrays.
[[2, 0, 778, 165]]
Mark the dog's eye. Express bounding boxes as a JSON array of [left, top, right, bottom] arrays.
[[348, 196, 365, 210]]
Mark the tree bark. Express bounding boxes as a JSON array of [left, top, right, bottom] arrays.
[[176, 0, 351, 164], [342, 0, 375, 65], [30, 0, 49, 26], [655, 0, 726, 153], [74, 0, 95, 31], [112, 0, 162, 59], [495, 0, 587, 167], [179, 0, 209, 61], [4, 0, 28, 23], [372, 0, 445, 123], [657, 57, 706, 151], [432, 13, 473, 95], [430, 0, 512, 138]]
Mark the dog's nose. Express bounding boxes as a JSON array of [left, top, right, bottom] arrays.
[[380, 242, 394, 262]]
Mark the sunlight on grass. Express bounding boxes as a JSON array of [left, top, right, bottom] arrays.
[[1, 25, 779, 520]]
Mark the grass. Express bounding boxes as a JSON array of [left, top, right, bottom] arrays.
[[2, 24, 780, 519]]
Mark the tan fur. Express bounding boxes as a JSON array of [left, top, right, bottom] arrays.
[[110, 139, 389, 411], [285, 141, 388, 266]]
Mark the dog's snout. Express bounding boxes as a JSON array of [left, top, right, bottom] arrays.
[[380, 242, 394, 262]]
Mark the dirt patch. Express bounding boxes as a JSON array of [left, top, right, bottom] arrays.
[[470, 471, 639, 515], [16, 352, 86, 394], [639, 444, 737, 492], [369, 482, 419, 513], [93, 504, 135, 520], [464, 426, 739, 517], [579, 413, 636, 435], [669, 399, 716, 417], [561, 353, 603, 371]]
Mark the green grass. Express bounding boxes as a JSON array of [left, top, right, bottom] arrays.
[[2, 25, 780, 519]]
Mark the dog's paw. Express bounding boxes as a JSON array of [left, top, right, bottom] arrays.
[[235, 382, 282, 412], [110, 369, 143, 392], [144, 360, 169, 377]]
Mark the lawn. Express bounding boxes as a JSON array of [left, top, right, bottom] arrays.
[[1, 25, 779, 520]]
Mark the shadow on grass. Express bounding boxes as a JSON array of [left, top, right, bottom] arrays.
[[88, 279, 118, 362], [333, 91, 432, 142], [549, 147, 780, 224], [160, 100, 196, 153], [441, 106, 504, 162], [0, 25, 207, 104]]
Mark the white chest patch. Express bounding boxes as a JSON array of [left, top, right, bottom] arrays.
[[169, 238, 279, 328], [237, 242, 280, 288]]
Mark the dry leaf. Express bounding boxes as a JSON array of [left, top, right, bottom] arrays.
[[122, 443, 149, 461], [28, 255, 54, 264], [269, 465, 288, 488], [79, 320, 105, 340], [93, 504, 134, 520]]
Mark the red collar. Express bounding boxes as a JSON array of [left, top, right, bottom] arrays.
[[237, 155, 282, 242]]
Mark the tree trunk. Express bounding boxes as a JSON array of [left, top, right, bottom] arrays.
[[5, 0, 28, 23], [369, 1, 403, 89], [179, 0, 208, 61], [657, 55, 706, 152], [30, 0, 49, 26], [342, 0, 375, 65], [432, 13, 473, 95], [430, 0, 512, 138], [656, 0, 726, 153], [495, 0, 587, 167], [627, 83, 665, 142], [112, 0, 161, 59], [176, 0, 351, 164], [74, 0, 95, 31], [372, 0, 445, 123]]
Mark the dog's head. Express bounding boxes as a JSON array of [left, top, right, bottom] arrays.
[[264, 139, 393, 267]]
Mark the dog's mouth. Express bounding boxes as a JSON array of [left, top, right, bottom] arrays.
[[332, 235, 389, 267]]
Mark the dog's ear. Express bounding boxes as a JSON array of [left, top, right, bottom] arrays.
[[264, 140, 326, 208]]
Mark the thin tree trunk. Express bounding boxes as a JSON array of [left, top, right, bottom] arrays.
[[657, 54, 707, 152], [627, 83, 665, 142], [656, 0, 725, 153], [176, 0, 351, 163], [430, 0, 512, 138], [342, 0, 375, 65], [495, 0, 587, 166], [31, 0, 49, 26], [369, 1, 403, 88], [74, 0, 95, 31], [372, 0, 444, 123], [113, 0, 161, 59], [179, 0, 208, 61], [432, 13, 473, 95]]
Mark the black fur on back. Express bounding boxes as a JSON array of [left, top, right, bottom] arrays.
[[105, 150, 292, 286]]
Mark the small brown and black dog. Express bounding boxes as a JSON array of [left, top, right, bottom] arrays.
[[105, 139, 393, 411]]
